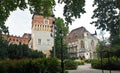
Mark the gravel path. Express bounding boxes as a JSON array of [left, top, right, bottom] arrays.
[[68, 63, 120, 73]]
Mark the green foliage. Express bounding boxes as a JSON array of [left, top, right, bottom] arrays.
[[50, 17, 69, 59], [75, 59, 85, 65], [96, 43, 120, 58], [0, 0, 27, 34], [0, 38, 9, 59], [91, 57, 120, 70], [0, 0, 55, 34], [96, 42, 110, 58], [110, 45, 120, 57], [0, 58, 61, 73], [28, 0, 55, 16], [85, 59, 92, 63], [0, 0, 86, 34], [110, 35, 120, 45], [92, 0, 120, 45], [91, 59, 101, 69], [0, 42, 45, 59], [64, 60, 79, 70], [92, 0, 119, 31], [58, 0, 86, 25]]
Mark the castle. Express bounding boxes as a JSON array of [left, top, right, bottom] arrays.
[[2, 14, 99, 59], [2, 14, 54, 56]]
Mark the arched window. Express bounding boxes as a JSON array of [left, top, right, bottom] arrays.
[[81, 40, 84, 48], [91, 40, 94, 49]]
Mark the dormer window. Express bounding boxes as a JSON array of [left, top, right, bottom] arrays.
[[38, 39, 41, 45], [44, 19, 49, 25]]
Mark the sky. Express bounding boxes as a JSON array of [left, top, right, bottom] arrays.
[[5, 0, 109, 39]]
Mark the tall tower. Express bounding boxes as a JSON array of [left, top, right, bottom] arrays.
[[31, 14, 54, 56]]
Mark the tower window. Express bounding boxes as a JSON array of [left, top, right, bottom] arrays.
[[38, 39, 41, 45], [44, 19, 49, 25], [46, 39, 50, 45]]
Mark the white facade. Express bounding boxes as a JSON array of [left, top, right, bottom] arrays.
[[66, 27, 99, 59], [32, 31, 54, 54], [31, 15, 54, 56]]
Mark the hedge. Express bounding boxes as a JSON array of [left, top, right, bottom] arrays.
[[64, 59, 84, 70], [0, 58, 85, 73], [0, 58, 61, 73], [91, 57, 120, 70]]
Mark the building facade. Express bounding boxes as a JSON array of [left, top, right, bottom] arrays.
[[65, 27, 99, 59], [30, 14, 54, 56], [2, 14, 54, 56], [2, 15, 98, 58], [2, 33, 31, 45]]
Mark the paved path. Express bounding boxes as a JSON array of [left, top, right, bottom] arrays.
[[68, 63, 120, 73]]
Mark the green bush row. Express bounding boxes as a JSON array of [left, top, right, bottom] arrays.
[[64, 59, 84, 70], [64, 60, 78, 70], [91, 57, 120, 70], [0, 43, 45, 59], [0, 58, 61, 73], [75, 60, 85, 65], [85, 59, 92, 63]]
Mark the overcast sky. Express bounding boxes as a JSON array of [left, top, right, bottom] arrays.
[[5, 0, 109, 39]]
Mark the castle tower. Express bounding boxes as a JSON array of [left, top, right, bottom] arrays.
[[31, 14, 54, 56]]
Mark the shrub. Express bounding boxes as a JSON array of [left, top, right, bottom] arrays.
[[91, 59, 101, 69], [0, 58, 61, 73], [75, 59, 85, 65], [91, 57, 120, 70], [85, 59, 92, 63], [64, 60, 78, 70]]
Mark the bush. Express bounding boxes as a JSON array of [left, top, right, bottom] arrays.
[[75, 59, 85, 65], [91, 59, 101, 69], [85, 59, 92, 63], [0, 43, 45, 59], [64, 60, 78, 70], [91, 57, 120, 70], [0, 58, 61, 73]]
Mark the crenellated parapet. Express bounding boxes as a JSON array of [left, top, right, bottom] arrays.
[[2, 33, 31, 45], [32, 24, 52, 32], [31, 14, 54, 56], [32, 15, 54, 32]]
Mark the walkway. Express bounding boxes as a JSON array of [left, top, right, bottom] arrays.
[[68, 63, 120, 73]]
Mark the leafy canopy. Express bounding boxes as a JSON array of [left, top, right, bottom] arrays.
[[91, 0, 120, 44], [50, 17, 69, 59], [0, 0, 85, 34]]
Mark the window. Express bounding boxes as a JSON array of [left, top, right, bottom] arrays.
[[44, 19, 49, 25], [91, 40, 94, 49], [38, 39, 41, 45], [13, 38, 15, 41], [46, 39, 50, 45], [9, 38, 11, 41], [81, 40, 84, 48]]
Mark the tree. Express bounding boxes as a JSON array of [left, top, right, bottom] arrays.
[[91, 0, 120, 45], [50, 17, 69, 59], [0, 41, 45, 59], [0, 0, 85, 34], [58, 0, 86, 24], [0, 36, 9, 59]]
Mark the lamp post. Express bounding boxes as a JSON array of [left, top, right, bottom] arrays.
[[60, 29, 64, 73], [52, 21, 56, 57], [99, 30, 105, 73]]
